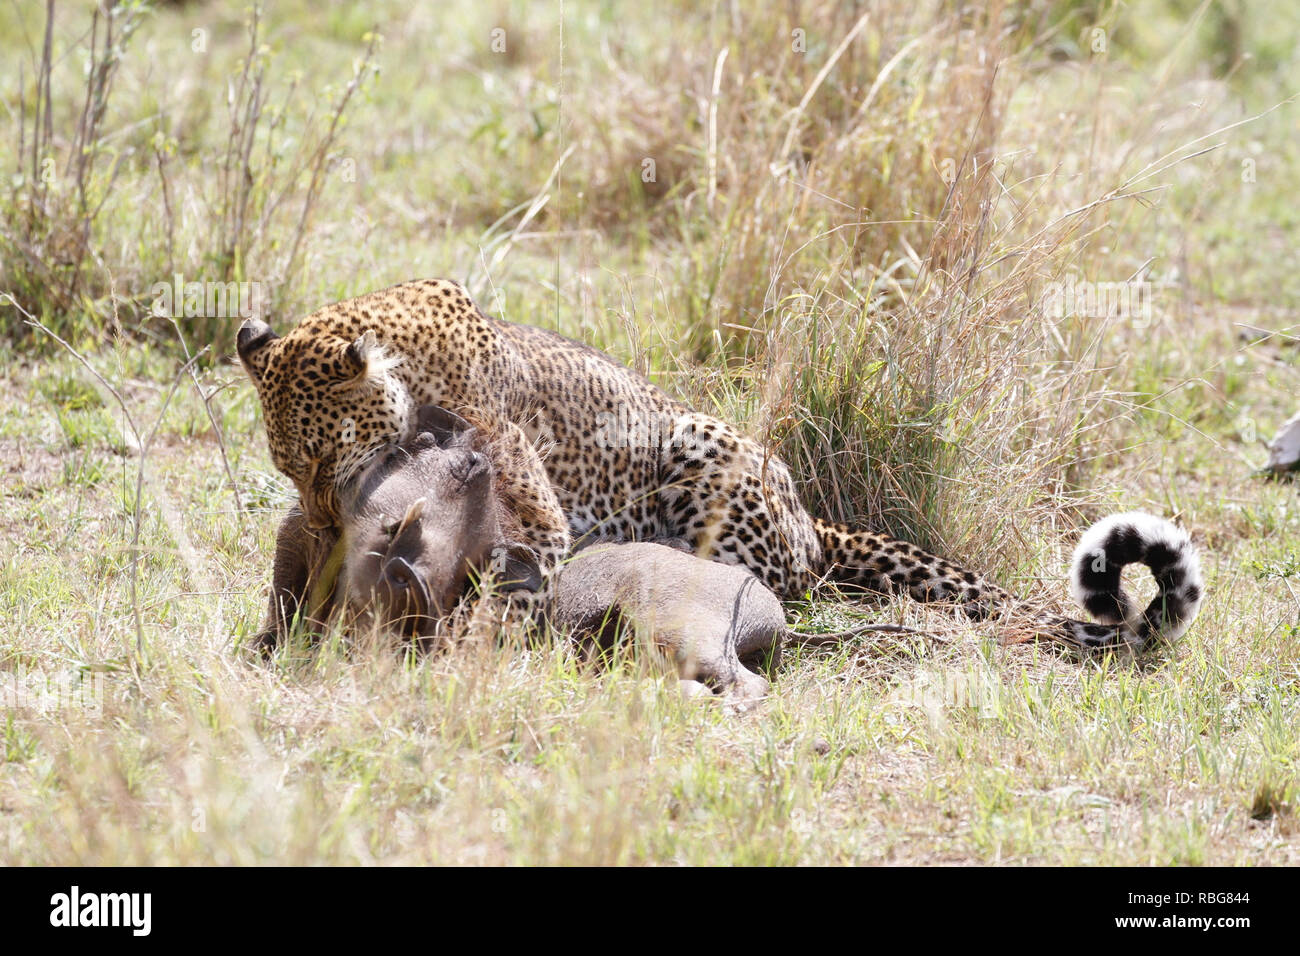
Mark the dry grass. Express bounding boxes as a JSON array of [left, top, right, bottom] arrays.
[[1, 0, 1299, 864]]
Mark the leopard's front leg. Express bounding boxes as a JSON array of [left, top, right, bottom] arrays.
[[463, 420, 572, 640]]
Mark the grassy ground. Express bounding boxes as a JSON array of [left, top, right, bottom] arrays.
[[1, 0, 1299, 864]]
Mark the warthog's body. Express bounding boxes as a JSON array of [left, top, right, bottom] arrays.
[[551, 541, 781, 704], [552, 541, 916, 706]]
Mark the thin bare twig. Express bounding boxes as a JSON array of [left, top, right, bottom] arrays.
[[170, 317, 245, 517], [9, 294, 204, 663]]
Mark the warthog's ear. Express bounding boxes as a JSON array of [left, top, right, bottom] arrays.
[[494, 544, 543, 593], [415, 404, 474, 447], [236, 318, 278, 384]]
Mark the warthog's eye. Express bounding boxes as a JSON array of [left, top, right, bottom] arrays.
[[381, 518, 401, 540]]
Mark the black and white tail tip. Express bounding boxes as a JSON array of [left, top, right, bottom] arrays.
[[1069, 512, 1204, 650]]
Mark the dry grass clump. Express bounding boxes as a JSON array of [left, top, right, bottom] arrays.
[[0, 2, 377, 351]]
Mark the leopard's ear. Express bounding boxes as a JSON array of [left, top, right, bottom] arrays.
[[335, 330, 374, 385], [332, 330, 401, 391], [236, 319, 278, 384]]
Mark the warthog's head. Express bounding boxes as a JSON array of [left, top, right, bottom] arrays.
[[337, 405, 541, 637]]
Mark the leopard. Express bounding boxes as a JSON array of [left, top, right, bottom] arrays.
[[237, 278, 1204, 653]]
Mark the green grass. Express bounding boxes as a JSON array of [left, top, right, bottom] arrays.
[[1, 0, 1299, 864]]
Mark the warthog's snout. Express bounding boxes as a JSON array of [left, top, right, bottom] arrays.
[[450, 449, 488, 488]]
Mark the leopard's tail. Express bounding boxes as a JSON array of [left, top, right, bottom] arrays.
[[1068, 512, 1203, 650], [813, 517, 1019, 611], [813, 513, 1203, 653]]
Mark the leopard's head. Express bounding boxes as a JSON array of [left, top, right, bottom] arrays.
[[238, 318, 414, 528]]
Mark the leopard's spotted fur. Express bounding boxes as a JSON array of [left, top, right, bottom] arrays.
[[239, 279, 1202, 652]]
